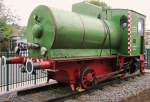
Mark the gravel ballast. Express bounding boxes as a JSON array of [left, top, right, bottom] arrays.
[[1, 72, 150, 102], [66, 72, 150, 102]]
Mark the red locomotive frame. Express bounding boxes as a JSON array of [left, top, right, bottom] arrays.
[[2, 54, 145, 91]]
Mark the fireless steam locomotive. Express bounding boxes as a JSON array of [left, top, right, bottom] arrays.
[[2, 2, 145, 91]]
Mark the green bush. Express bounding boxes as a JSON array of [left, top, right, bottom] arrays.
[[0, 20, 14, 40]]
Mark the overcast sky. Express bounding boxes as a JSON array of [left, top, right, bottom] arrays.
[[3, 0, 150, 30]]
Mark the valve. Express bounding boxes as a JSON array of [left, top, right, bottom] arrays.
[[15, 42, 40, 54]]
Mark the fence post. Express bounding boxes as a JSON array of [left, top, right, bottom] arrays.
[[6, 52, 9, 91], [34, 72, 36, 85]]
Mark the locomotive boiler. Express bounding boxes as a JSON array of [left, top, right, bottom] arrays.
[[2, 2, 145, 91]]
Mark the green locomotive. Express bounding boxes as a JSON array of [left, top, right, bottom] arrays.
[[26, 2, 145, 58], [2, 2, 145, 91]]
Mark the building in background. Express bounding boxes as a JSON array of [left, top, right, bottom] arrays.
[[144, 30, 150, 68], [145, 30, 150, 48]]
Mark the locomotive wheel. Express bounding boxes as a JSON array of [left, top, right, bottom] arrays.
[[80, 67, 95, 89], [128, 58, 140, 74]]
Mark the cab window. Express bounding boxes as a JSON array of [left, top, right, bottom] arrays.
[[138, 19, 144, 36]]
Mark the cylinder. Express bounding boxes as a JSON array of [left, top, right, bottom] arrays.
[[26, 5, 120, 50]]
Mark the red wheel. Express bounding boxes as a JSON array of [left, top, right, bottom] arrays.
[[80, 67, 95, 89]]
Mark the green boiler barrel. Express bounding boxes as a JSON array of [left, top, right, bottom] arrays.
[[26, 5, 121, 49]]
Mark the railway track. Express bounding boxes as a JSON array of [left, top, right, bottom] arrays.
[[45, 71, 141, 102], [1, 71, 141, 102], [45, 79, 121, 102]]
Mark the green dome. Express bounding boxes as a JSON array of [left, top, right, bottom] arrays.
[[32, 24, 43, 38]]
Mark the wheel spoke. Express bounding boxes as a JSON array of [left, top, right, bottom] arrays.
[[80, 68, 95, 89]]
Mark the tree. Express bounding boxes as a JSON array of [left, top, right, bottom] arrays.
[[0, 19, 14, 42], [0, 0, 18, 51], [0, 0, 19, 24], [0, 0, 20, 40], [87, 0, 111, 9]]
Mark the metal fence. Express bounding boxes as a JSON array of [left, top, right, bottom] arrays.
[[146, 49, 150, 69], [0, 51, 47, 94]]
